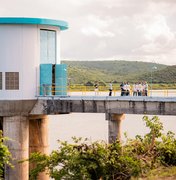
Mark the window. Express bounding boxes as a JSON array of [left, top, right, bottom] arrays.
[[5, 72, 19, 90], [40, 30, 56, 64], [0, 72, 2, 90]]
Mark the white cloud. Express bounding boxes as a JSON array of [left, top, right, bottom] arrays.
[[81, 27, 114, 37], [80, 15, 114, 37], [132, 14, 176, 59], [1, 0, 176, 65], [144, 15, 174, 41]]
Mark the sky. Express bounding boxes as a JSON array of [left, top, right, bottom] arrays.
[[1, 0, 176, 65]]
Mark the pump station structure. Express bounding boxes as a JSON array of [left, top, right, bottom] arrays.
[[0, 17, 68, 180]]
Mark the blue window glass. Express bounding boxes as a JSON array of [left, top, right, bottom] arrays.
[[40, 30, 56, 64]]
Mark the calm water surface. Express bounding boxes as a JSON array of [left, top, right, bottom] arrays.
[[48, 113, 176, 152]]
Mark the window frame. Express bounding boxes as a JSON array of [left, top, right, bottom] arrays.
[[5, 72, 19, 90], [40, 29, 57, 64]]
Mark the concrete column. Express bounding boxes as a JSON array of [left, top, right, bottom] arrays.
[[29, 115, 49, 180], [0, 117, 3, 131], [106, 113, 125, 143], [3, 115, 29, 180]]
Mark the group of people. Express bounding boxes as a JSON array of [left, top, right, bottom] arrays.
[[94, 81, 113, 96], [120, 81, 148, 96], [94, 81, 149, 96]]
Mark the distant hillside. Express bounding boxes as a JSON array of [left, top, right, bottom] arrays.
[[139, 65, 176, 83], [61, 60, 168, 84]]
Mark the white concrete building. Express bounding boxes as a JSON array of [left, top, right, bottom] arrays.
[[0, 17, 68, 100]]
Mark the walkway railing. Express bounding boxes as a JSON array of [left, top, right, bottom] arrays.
[[38, 85, 176, 97]]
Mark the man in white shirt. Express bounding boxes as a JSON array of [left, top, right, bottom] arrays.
[[137, 82, 143, 96], [109, 82, 113, 96], [133, 82, 138, 96]]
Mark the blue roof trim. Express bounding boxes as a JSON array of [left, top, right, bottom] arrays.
[[0, 17, 68, 30]]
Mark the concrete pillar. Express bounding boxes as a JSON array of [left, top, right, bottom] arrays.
[[0, 117, 3, 131], [3, 115, 29, 180], [29, 115, 49, 180], [106, 113, 125, 143]]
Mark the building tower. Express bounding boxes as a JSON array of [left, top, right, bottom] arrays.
[[0, 17, 68, 180], [0, 17, 68, 99]]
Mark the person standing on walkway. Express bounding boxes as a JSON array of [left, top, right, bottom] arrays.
[[126, 82, 131, 96], [120, 82, 125, 96], [133, 82, 138, 96], [109, 82, 113, 96], [137, 82, 143, 96], [144, 81, 148, 96], [94, 81, 99, 96]]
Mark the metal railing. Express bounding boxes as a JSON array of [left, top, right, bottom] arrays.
[[38, 84, 176, 97]]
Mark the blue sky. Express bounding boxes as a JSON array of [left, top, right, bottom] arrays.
[[1, 0, 176, 65]]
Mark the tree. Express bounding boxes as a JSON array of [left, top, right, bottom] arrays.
[[27, 116, 176, 180], [0, 130, 12, 178], [28, 137, 140, 180]]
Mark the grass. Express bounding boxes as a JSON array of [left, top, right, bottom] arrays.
[[152, 84, 176, 90], [132, 166, 176, 180]]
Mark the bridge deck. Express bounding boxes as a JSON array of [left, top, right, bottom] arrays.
[[1, 96, 176, 116], [31, 96, 176, 116]]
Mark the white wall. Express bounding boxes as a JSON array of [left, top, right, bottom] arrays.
[[0, 24, 61, 100]]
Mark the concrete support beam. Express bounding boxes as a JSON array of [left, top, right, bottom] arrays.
[[29, 115, 49, 180], [107, 113, 125, 143], [0, 100, 37, 116], [30, 98, 176, 116], [3, 116, 29, 180]]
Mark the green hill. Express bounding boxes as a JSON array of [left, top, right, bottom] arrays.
[[61, 60, 170, 84], [139, 65, 176, 83]]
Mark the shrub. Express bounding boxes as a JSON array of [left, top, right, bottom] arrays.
[[158, 131, 176, 166], [0, 130, 12, 178], [29, 137, 141, 180], [27, 116, 176, 179]]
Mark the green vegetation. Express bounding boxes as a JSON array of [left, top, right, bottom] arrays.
[[27, 116, 176, 180], [0, 130, 12, 178], [139, 65, 176, 84], [62, 60, 176, 88]]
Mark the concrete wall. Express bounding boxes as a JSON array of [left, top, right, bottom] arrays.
[[0, 100, 37, 116]]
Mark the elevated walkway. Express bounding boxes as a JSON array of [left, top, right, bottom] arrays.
[[1, 96, 176, 116], [32, 96, 176, 116]]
